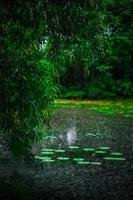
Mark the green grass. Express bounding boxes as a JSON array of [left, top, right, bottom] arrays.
[[55, 99, 133, 117]]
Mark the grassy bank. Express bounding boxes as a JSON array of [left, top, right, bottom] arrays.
[[55, 99, 133, 117]]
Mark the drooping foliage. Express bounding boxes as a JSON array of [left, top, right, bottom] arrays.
[[1, 0, 133, 160], [0, 0, 57, 160], [46, 0, 106, 73]]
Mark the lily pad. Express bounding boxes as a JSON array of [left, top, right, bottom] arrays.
[[35, 156, 49, 160], [95, 150, 106, 154], [41, 152, 54, 155], [77, 161, 90, 165], [73, 158, 85, 162], [42, 157, 52, 160], [42, 159, 55, 163], [103, 157, 126, 161], [42, 149, 54, 152], [35, 156, 42, 159], [68, 146, 79, 149], [54, 149, 66, 153], [110, 152, 123, 156], [83, 148, 95, 152], [98, 147, 110, 150], [57, 157, 70, 161], [90, 162, 102, 166]]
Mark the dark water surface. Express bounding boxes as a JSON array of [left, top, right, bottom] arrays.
[[32, 108, 133, 200], [0, 108, 133, 200]]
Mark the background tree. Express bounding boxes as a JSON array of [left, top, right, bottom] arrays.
[[43, 0, 106, 98], [56, 0, 133, 99], [104, 0, 133, 97]]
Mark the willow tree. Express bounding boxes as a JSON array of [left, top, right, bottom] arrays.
[[0, 0, 106, 160], [0, 0, 57, 161]]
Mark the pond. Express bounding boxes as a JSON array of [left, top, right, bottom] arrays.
[[32, 107, 133, 200]]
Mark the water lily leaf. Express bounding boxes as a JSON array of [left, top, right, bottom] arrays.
[[103, 157, 126, 161], [41, 152, 54, 155], [57, 157, 70, 161], [54, 149, 66, 153], [68, 146, 79, 149], [42, 159, 55, 163], [73, 158, 85, 161], [83, 148, 95, 152], [40, 157, 52, 160], [95, 150, 106, 154], [35, 156, 41, 159], [77, 161, 90, 165], [35, 156, 50, 160], [42, 149, 54, 151], [98, 147, 110, 150], [110, 152, 123, 156], [90, 162, 102, 166]]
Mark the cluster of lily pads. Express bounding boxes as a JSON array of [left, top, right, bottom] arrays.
[[35, 145, 126, 165]]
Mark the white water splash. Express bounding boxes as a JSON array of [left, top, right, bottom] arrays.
[[66, 126, 77, 145]]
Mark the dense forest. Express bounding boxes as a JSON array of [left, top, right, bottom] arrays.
[[1, 0, 133, 159], [58, 0, 133, 99]]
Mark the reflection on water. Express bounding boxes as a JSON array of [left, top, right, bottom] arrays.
[[39, 108, 132, 168], [32, 108, 133, 200], [66, 126, 77, 145]]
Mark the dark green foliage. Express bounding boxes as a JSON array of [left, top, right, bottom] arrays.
[[1, 0, 133, 160], [58, 0, 133, 99], [62, 89, 85, 99], [0, 0, 57, 160]]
